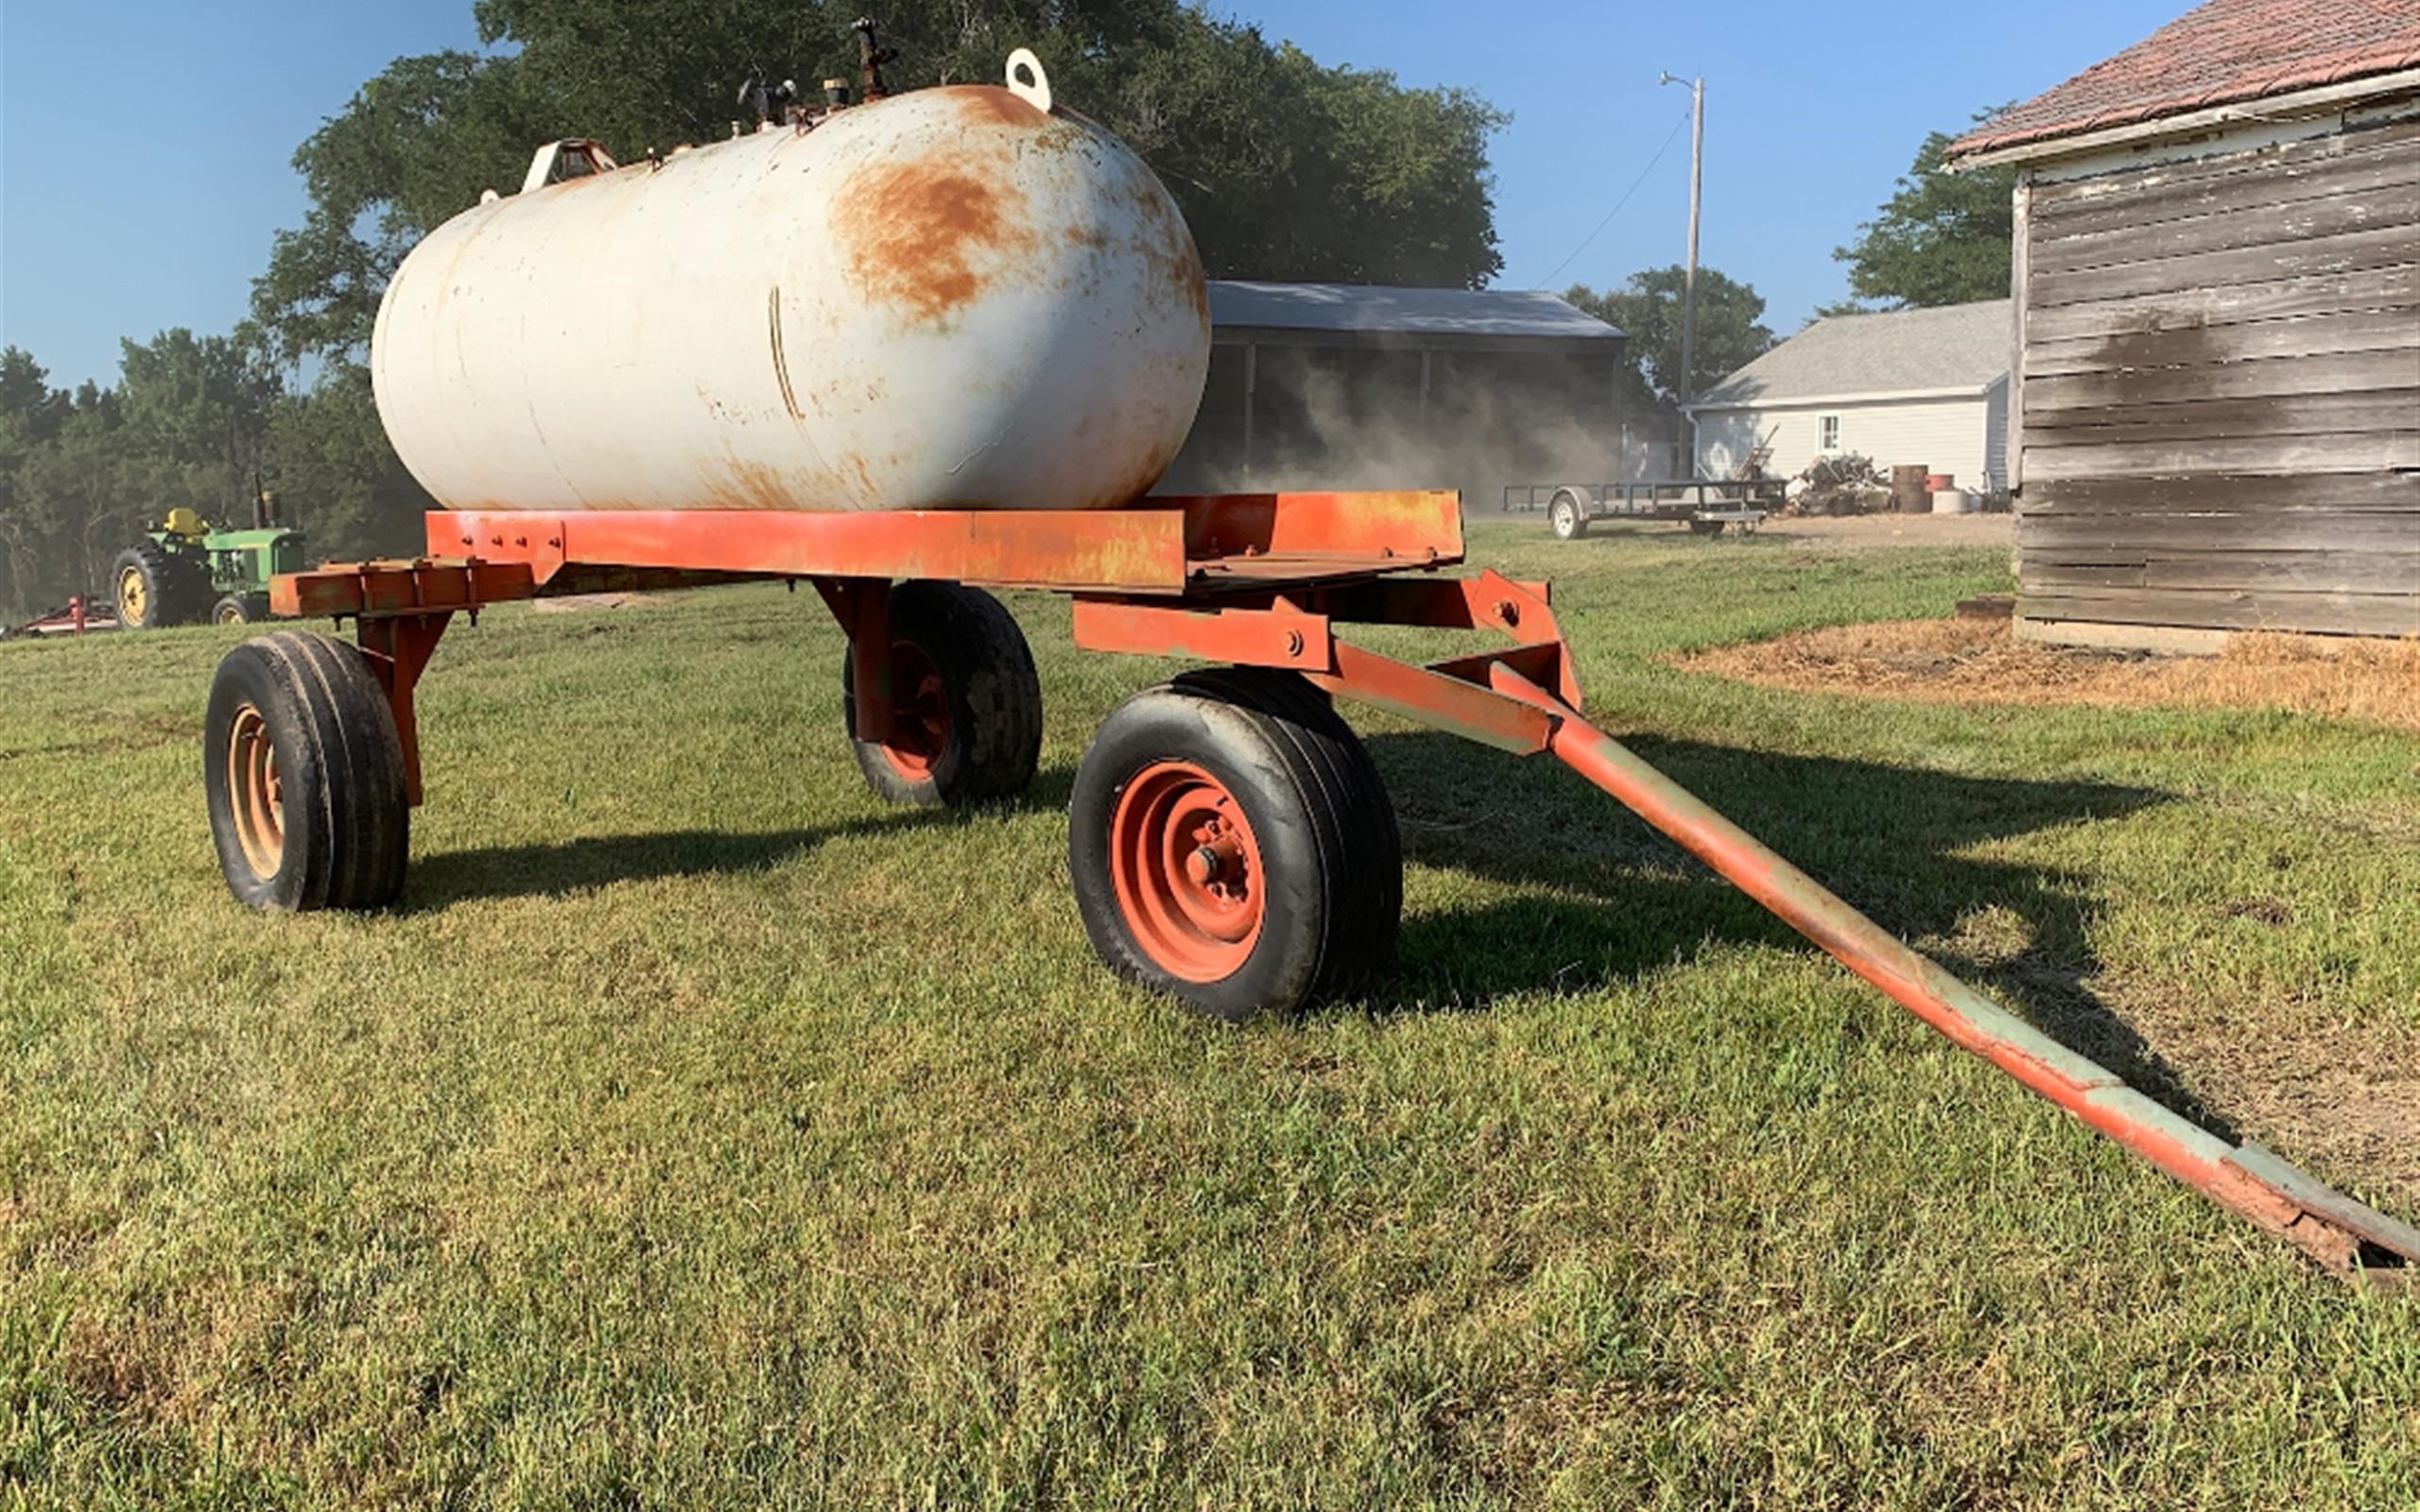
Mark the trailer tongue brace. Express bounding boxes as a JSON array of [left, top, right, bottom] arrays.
[[1076, 574, 2418, 1279], [1531, 694, 2420, 1279]]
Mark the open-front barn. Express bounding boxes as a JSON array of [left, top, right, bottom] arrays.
[[1950, 0, 2420, 647]]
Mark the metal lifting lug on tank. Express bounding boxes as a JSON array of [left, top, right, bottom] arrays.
[[198, 29, 2420, 1282]]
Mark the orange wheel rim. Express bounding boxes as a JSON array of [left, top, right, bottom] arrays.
[[226, 703, 285, 879], [878, 641, 951, 781], [1109, 760, 1265, 983]]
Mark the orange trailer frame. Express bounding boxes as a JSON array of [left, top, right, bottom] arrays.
[[240, 490, 2416, 1280]]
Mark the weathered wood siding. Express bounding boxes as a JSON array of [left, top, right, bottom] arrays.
[[2016, 114, 2420, 636]]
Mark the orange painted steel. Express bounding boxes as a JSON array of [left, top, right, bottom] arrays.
[[1450, 666, 2415, 1279], [877, 640, 951, 780], [1110, 760, 1268, 983], [272, 558, 536, 621], [426, 490, 1463, 596], [253, 493, 2420, 1278]]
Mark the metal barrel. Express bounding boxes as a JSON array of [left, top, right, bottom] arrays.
[[372, 68, 1211, 517]]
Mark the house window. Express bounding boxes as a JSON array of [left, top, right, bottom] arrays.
[[1820, 415, 1841, 452]]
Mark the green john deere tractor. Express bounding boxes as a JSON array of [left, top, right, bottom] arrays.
[[112, 500, 305, 630]]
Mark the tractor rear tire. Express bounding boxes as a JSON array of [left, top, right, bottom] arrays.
[[213, 593, 271, 626], [113, 541, 208, 630], [204, 630, 409, 912], [1069, 673, 1401, 1022], [844, 582, 1042, 808], [1549, 490, 1590, 541]]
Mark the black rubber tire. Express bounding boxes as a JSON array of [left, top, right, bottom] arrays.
[[1170, 667, 1401, 995], [1549, 490, 1589, 541], [1069, 674, 1401, 1022], [212, 593, 269, 626], [112, 540, 209, 630], [1689, 519, 1726, 537], [204, 630, 409, 912], [844, 581, 1042, 808]]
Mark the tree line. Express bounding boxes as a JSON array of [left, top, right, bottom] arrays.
[[0, 0, 2013, 618]]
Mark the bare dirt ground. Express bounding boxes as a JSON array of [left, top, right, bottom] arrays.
[[1675, 615, 2420, 731], [1752, 510, 2014, 550]]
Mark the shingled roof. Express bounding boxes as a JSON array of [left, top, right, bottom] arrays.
[[1949, 0, 2420, 160], [1686, 301, 2011, 410]]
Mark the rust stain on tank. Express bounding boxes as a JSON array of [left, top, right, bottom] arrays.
[[1124, 175, 1210, 332], [1169, 232, 1209, 331], [837, 452, 878, 499], [840, 156, 1038, 322], [949, 85, 1046, 129], [714, 459, 803, 511]]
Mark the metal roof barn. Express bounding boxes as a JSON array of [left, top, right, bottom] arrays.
[[1157, 283, 1630, 507]]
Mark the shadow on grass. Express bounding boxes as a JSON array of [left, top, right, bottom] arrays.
[[404, 764, 1077, 910], [1360, 730, 2232, 1131]]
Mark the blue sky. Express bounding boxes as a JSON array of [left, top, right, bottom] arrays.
[[1, 0, 2186, 389]]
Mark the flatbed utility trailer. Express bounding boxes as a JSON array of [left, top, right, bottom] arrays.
[[1505, 479, 1783, 541], [202, 490, 2418, 1279]]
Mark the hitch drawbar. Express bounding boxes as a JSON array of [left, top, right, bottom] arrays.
[[1496, 673, 2420, 1280]]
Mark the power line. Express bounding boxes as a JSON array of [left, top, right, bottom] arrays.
[[1528, 109, 1692, 291]]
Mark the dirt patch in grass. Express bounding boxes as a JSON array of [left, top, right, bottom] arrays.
[[1674, 617, 2420, 730]]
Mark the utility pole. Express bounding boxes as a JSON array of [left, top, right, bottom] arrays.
[[1660, 72, 1703, 475]]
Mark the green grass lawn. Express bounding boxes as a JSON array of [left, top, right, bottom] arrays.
[[4, 518, 2416, 1508]]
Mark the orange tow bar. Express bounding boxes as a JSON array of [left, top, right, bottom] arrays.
[[1499, 672, 2419, 1280]]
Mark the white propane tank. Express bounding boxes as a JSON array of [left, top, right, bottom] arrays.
[[371, 55, 1210, 514]]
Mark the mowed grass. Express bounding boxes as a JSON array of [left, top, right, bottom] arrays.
[[3, 518, 2416, 1508]]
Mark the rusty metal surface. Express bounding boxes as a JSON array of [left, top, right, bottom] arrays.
[[259, 486, 2420, 1274], [271, 559, 537, 621], [356, 612, 453, 808], [1072, 598, 1337, 674], [1459, 666, 2415, 1280], [423, 494, 1460, 595], [1168, 490, 1464, 569], [373, 70, 1209, 518]]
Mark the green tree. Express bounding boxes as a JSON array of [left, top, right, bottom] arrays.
[[267, 368, 437, 562], [256, 1, 1506, 369], [114, 327, 283, 522], [1833, 111, 2016, 309], [1564, 266, 1775, 404], [0, 352, 131, 616], [0, 334, 290, 616]]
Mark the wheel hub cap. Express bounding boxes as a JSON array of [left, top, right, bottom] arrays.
[[225, 702, 285, 879], [876, 640, 951, 781], [1109, 761, 1265, 983]]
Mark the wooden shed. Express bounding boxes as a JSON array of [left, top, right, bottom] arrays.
[[1949, 0, 2420, 647]]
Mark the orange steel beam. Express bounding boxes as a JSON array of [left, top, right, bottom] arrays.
[[1086, 586, 2418, 1274], [356, 611, 453, 806], [1454, 664, 2416, 1280], [1072, 598, 1338, 674], [271, 558, 536, 620], [425, 492, 1463, 595]]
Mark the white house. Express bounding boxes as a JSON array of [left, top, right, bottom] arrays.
[[1685, 301, 2012, 491]]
